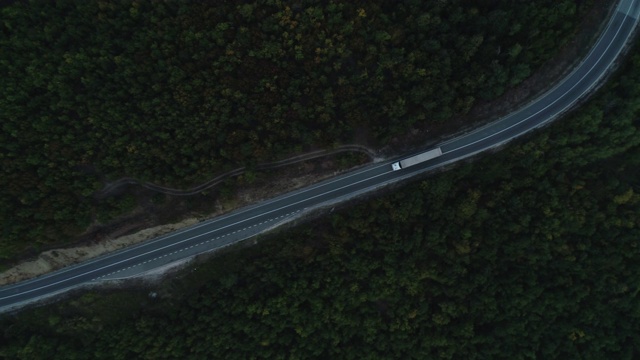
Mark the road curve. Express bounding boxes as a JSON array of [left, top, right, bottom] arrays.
[[1, 0, 638, 313]]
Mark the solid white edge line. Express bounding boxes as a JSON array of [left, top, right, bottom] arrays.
[[444, 4, 633, 154], [1, 0, 637, 302], [439, 0, 633, 150]]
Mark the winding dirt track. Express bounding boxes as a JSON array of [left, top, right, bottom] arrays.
[[95, 145, 378, 198]]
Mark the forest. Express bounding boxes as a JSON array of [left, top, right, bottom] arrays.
[[1, 34, 639, 359], [0, 0, 593, 259]]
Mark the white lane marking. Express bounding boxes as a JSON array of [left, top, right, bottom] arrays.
[[443, 0, 636, 154], [620, 0, 640, 18], [440, 0, 635, 150], [147, 160, 388, 237], [3, 0, 637, 300], [87, 203, 299, 281], [0, 154, 389, 294], [87, 211, 284, 280], [97, 210, 304, 280]]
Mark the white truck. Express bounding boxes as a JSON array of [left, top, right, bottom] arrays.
[[391, 147, 443, 171]]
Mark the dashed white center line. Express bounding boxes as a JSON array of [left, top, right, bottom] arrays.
[[95, 210, 302, 280]]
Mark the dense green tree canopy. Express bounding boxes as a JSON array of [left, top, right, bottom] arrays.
[[1, 38, 639, 360], [0, 0, 590, 257]]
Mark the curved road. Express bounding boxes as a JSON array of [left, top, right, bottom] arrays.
[[1, 0, 638, 313]]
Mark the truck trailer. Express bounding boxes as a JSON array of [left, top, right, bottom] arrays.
[[391, 147, 443, 171]]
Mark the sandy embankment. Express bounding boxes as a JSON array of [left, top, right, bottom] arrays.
[[0, 218, 200, 286], [0, 166, 357, 286]]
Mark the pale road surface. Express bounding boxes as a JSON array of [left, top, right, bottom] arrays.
[[1, 0, 638, 313]]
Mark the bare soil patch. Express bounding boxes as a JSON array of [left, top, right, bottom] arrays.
[[0, 0, 619, 285], [0, 154, 368, 285]]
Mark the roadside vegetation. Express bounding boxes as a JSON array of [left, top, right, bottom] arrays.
[[0, 0, 593, 259], [2, 37, 639, 360]]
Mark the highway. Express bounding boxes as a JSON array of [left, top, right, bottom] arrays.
[[1, 0, 638, 313]]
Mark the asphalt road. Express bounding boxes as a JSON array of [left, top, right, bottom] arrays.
[[1, 0, 638, 313]]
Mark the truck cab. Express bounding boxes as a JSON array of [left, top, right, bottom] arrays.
[[391, 162, 402, 171]]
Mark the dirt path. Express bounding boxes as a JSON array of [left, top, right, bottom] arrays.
[[0, 1, 618, 286], [95, 144, 378, 198], [0, 154, 370, 286]]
